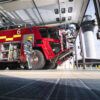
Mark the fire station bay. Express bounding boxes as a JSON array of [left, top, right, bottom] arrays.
[[0, 0, 100, 100]]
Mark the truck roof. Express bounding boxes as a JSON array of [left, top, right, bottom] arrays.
[[0, 26, 58, 32]]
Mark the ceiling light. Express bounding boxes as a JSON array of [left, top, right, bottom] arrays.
[[68, 7, 73, 13], [54, 9, 59, 14], [61, 8, 66, 13], [62, 17, 66, 21], [68, 16, 72, 21], [69, 0, 73, 2], [56, 18, 60, 22]]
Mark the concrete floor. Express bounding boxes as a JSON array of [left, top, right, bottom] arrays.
[[0, 70, 100, 100]]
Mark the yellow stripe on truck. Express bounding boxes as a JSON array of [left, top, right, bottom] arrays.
[[0, 34, 21, 41], [0, 36, 6, 39], [6, 38, 13, 41], [13, 34, 21, 38]]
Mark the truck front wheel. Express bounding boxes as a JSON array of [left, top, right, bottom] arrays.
[[46, 62, 57, 69], [49, 63, 57, 69], [25, 50, 46, 70]]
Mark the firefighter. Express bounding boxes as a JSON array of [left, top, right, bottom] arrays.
[[0, 44, 5, 60], [59, 28, 67, 51], [13, 46, 18, 60], [8, 44, 14, 61], [24, 36, 34, 69]]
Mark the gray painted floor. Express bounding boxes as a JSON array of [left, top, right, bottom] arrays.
[[0, 75, 100, 100]]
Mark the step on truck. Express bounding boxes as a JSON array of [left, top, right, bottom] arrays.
[[0, 26, 73, 70]]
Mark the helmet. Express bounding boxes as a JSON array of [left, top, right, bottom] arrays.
[[27, 36, 33, 41]]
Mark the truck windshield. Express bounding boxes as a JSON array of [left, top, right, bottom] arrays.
[[39, 28, 59, 39]]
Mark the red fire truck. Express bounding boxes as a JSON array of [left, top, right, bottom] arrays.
[[0, 26, 73, 70]]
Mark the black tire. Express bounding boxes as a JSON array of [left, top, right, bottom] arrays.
[[22, 62, 29, 70], [47, 62, 57, 69], [32, 50, 45, 69], [8, 64, 19, 70], [49, 63, 57, 69], [0, 65, 7, 70], [25, 50, 46, 70]]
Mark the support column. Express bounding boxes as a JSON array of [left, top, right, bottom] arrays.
[[74, 41, 78, 68], [79, 29, 86, 69], [81, 15, 96, 58]]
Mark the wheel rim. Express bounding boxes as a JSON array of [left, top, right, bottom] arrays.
[[30, 55, 39, 64]]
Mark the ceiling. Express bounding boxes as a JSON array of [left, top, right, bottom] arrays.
[[0, 0, 89, 27]]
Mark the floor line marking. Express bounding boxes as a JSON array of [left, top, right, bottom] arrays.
[[79, 79, 100, 99], [46, 78, 60, 100], [3, 80, 38, 96]]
